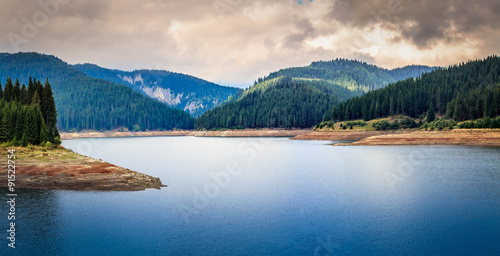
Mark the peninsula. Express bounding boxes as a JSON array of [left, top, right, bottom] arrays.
[[0, 146, 165, 191]]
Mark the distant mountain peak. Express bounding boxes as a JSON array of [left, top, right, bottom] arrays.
[[74, 63, 241, 117]]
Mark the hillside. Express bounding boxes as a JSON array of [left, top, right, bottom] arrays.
[[196, 59, 435, 130], [196, 77, 337, 129], [260, 59, 436, 95], [331, 56, 500, 122], [0, 52, 194, 131], [73, 64, 241, 117]]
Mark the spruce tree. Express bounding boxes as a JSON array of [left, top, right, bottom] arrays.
[[24, 107, 38, 145], [20, 84, 27, 104], [31, 91, 41, 106], [0, 106, 12, 142], [0, 82, 3, 99], [42, 79, 57, 131], [27, 77, 35, 105], [39, 120, 50, 144], [427, 103, 436, 123], [13, 79, 21, 101], [4, 78, 13, 102], [35, 79, 44, 107], [14, 107, 26, 144]]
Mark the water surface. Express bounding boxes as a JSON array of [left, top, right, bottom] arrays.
[[2, 137, 499, 255]]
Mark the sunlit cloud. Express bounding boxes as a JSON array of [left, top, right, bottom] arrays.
[[0, 0, 498, 87]]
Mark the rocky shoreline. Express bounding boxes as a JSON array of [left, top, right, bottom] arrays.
[[0, 147, 165, 191]]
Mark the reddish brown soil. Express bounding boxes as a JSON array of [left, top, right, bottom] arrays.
[[291, 130, 409, 141], [334, 129, 500, 146], [0, 147, 165, 191], [61, 129, 313, 139]]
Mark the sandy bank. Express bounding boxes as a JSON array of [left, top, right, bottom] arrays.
[[0, 147, 165, 191], [291, 130, 409, 141], [61, 130, 192, 140], [61, 129, 312, 140], [189, 129, 312, 137], [334, 129, 500, 146]]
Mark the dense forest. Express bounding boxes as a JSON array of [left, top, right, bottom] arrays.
[[0, 77, 60, 146], [74, 64, 241, 117], [196, 77, 337, 129], [259, 59, 436, 93], [0, 52, 195, 131], [331, 56, 500, 122], [196, 59, 435, 130]]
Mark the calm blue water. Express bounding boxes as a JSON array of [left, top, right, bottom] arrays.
[[2, 137, 500, 255]]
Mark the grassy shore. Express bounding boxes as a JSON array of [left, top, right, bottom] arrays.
[[0, 146, 165, 191]]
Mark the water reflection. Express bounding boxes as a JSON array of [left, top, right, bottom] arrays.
[[0, 188, 62, 256]]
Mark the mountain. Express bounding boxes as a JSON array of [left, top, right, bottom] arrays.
[[73, 64, 241, 117], [260, 59, 437, 97], [196, 77, 337, 129], [388, 65, 440, 81], [196, 59, 436, 129], [0, 52, 195, 131], [331, 56, 500, 122]]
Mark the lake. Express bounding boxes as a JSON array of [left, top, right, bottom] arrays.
[[2, 137, 500, 255]]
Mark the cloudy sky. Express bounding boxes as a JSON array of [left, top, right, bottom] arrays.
[[1, 0, 499, 87]]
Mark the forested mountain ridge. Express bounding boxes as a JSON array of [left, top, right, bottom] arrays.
[[331, 55, 500, 123], [258, 59, 437, 95], [195, 77, 337, 129], [0, 52, 194, 131], [196, 59, 436, 130], [73, 64, 241, 117]]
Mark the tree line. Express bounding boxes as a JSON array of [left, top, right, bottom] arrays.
[[0, 52, 195, 132], [331, 56, 500, 122], [196, 77, 337, 129], [0, 77, 60, 146]]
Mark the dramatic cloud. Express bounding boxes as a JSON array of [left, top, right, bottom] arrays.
[[0, 0, 498, 87]]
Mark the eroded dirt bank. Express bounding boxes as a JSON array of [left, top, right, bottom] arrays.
[[0, 147, 165, 191], [291, 130, 409, 141], [189, 129, 312, 137], [61, 129, 312, 140], [334, 129, 500, 146]]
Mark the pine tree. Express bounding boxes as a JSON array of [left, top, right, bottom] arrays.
[[0, 106, 12, 142], [427, 103, 436, 123], [42, 79, 57, 131], [39, 118, 50, 143], [3, 77, 13, 102], [27, 77, 35, 105], [31, 91, 41, 106], [35, 79, 44, 107], [20, 84, 27, 104], [14, 107, 26, 143], [0, 82, 3, 99], [13, 79, 21, 101], [24, 107, 39, 145]]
